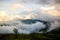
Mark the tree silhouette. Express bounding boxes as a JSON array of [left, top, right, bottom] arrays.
[[13, 28, 18, 38]]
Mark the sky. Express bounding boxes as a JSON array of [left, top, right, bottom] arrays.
[[0, 0, 60, 21], [0, 0, 60, 34]]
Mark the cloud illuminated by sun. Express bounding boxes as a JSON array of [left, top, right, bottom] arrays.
[[10, 3, 26, 10], [0, 11, 8, 22], [0, 11, 7, 16], [0, 11, 19, 22], [0, 11, 26, 22], [40, 6, 60, 16]]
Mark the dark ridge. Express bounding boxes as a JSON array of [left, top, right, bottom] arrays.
[[21, 19, 49, 24], [21, 19, 51, 32], [0, 24, 10, 26]]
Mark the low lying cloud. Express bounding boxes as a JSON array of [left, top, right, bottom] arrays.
[[0, 0, 60, 34], [0, 21, 46, 34]]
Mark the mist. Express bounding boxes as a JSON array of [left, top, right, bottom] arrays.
[[0, 0, 60, 34]]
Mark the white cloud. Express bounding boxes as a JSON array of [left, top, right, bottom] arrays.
[[0, 0, 60, 34], [0, 21, 46, 34]]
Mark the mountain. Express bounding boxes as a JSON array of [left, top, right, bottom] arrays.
[[21, 19, 49, 24]]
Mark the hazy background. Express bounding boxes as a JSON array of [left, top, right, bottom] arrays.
[[0, 0, 60, 34]]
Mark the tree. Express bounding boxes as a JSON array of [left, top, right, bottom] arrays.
[[13, 28, 18, 38]]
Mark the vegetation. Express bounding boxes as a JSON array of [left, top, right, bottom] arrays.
[[0, 28, 60, 40], [13, 28, 18, 38]]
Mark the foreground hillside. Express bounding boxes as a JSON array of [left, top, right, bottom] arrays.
[[0, 29, 60, 40]]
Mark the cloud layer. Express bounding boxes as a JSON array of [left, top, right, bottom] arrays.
[[0, 0, 60, 34]]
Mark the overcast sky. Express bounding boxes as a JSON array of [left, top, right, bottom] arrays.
[[0, 0, 60, 34]]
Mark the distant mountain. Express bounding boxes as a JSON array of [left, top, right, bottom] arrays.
[[21, 19, 48, 24], [21, 19, 51, 33]]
